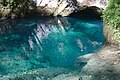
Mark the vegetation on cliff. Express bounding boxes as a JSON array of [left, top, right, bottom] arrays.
[[0, 0, 34, 18], [103, 0, 120, 28], [103, 0, 120, 45]]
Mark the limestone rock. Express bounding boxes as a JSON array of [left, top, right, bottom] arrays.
[[52, 74, 80, 80], [0, 0, 108, 17], [0, 67, 80, 80], [1, 8, 11, 18], [104, 24, 120, 47], [77, 0, 108, 9], [77, 53, 95, 63], [34, 0, 108, 16], [80, 46, 120, 80]]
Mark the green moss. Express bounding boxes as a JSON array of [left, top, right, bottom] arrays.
[[103, 0, 120, 28]]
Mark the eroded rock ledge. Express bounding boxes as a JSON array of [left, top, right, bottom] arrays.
[[0, 0, 108, 18], [34, 0, 108, 16], [78, 45, 120, 80]]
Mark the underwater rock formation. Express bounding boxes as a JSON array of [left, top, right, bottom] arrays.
[[0, 67, 82, 80]]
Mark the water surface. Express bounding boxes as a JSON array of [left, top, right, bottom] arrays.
[[0, 17, 104, 75]]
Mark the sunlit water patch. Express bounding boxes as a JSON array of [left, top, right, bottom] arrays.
[[0, 17, 104, 75]]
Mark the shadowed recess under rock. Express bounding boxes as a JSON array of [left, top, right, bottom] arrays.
[[69, 6, 103, 19]]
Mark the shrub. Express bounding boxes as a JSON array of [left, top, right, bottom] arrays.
[[103, 0, 120, 29]]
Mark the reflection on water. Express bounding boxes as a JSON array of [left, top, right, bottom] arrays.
[[0, 17, 104, 75]]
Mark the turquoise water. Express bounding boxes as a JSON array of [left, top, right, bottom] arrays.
[[0, 17, 104, 75]]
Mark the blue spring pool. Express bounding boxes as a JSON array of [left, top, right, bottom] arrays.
[[0, 17, 104, 75]]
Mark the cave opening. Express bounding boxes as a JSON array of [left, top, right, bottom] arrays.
[[69, 6, 103, 20]]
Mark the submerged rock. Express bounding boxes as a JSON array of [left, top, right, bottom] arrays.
[[0, 67, 80, 80]]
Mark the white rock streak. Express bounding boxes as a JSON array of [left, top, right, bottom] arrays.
[[31, 0, 108, 16], [77, 0, 108, 9], [47, 0, 58, 8], [36, 0, 42, 6], [40, 0, 50, 6]]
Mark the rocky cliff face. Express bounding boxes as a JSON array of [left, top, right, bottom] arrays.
[[33, 0, 108, 16], [0, 0, 108, 18], [104, 24, 120, 48], [77, 0, 108, 9], [103, 0, 120, 47]]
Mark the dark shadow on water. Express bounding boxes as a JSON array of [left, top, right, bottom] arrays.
[[69, 6, 102, 20]]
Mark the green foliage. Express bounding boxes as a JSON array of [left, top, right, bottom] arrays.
[[0, 0, 32, 18], [6, 0, 16, 9], [103, 0, 120, 28], [0, 0, 30, 8], [0, 0, 16, 9]]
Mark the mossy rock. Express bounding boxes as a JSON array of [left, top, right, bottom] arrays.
[[104, 23, 120, 46], [103, 0, 120, 46]]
